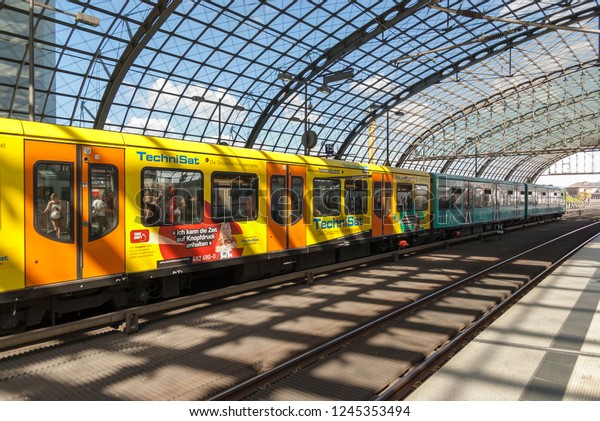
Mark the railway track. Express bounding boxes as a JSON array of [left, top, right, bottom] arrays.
[[206, 221, 600, 401], [0, 219, 597, 400], [0, 218, 531, 350]]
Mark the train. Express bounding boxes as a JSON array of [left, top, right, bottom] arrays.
[[0, 118, 566, 332]]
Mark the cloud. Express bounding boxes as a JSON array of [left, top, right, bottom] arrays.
[[124, 116, 171, 134]]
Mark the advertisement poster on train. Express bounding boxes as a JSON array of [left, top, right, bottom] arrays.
[[129, 201, 258, 269], [157, 205, 244, 267]]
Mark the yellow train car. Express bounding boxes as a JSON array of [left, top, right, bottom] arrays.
[[0, 118, 431, 331]]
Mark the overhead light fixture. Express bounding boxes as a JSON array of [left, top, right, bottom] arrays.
[[74, 12, 101, 27], [322, 68, 354, 85], [277, 71, 294, 81], [24, 1, 101, 27], [318, 85, 331, 94]]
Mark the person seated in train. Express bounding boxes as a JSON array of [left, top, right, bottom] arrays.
[[172, 197, 186, 224], [237, 195, 255, 219], [143, 192, 162, 225]]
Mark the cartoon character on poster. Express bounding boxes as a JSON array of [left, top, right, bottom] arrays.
[[216, 221, 236, 259]]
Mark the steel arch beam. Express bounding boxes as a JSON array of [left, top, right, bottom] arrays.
[[529, 153, 575, 183], [94, 0, 182, 129], [398, 62, 599, 167], [337, 6, 600, 162], [244, 0, 433, 148], [408, 86, 599, 172]]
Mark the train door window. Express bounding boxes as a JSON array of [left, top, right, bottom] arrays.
[[89, 165, 118, 240], [270, 175, 286, 225], [384, 182, 392, 216], [373, 181, 392, 217], [313, 178, 341, 216], [291, 177, 304, 225], [414, 184, 428, 211], [344, 178, 368, 215], [34, 161, 74, 242], [451, 187, 463, 209], [396, 183, 413, 213], [438, 185, 450, 210], [474, 187, 484, 208], [500, 189, 506, 206], [506, 190, 514, 206], [142, 168, 204, 226], [373, 182, 383, 218], [212, 172, 257, 221]]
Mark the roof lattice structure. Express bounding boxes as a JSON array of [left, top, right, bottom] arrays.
[[1, 0, 599, 182]]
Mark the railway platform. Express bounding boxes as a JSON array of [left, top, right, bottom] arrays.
[[408, 233, 600, 401]]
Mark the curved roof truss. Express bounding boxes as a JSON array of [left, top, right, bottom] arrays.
[[0, 0, 598, 183]]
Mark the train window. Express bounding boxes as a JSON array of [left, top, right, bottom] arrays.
[[34, 161, 74, 243], [212, 172, 257, 221], [344, 178, 368, 215], [414, 184, 429, 211], [313, 178, 341, 216], [397, 183, 413, 213], [270, 175, 286, 225], [451, 187, 463, 209], [89, 165, 118, 240], [142, 168, 204, 226], [291, 177, 304, 225]]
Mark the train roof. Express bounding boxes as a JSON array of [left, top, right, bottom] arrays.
[[2, 118, 430, 177], [430, 172, 565, 189]]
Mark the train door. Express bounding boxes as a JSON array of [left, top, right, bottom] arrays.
[[267, 163, 306, 252], [81, 145, 125, 278], [25, 140, 125, 286], [372, 173, 394, 237]]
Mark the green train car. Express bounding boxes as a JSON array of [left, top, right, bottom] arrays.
[[431, 173, 565, 236]]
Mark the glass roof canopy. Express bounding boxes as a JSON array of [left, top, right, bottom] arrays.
[[1, 0, 599, 183]]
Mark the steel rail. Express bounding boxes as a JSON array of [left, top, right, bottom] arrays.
[[374, 226, 600, 400], [0, 219, 564, 351], [208, 221, 600, 401]]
